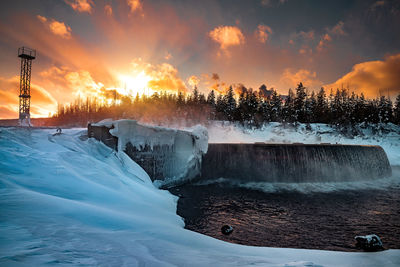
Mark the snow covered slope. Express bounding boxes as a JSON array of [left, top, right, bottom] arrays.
[[1, 127, 399, 266]]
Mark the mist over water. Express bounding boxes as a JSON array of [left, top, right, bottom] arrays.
[[195, 167, 400, 194]]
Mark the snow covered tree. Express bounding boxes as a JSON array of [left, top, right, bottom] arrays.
[[223, 86, 237, 121], [294, 82, 307, 122], [177, 92, 185, 107], [305, 91, 316, 123], [376, 96, 392, 123], [315, 88, 328, 123], [282, 88, 295, 123], [207, 90, 216, 106], [393, 94, 400, 125], [215, 94, 225, 120], [270, 89, 282, 122]]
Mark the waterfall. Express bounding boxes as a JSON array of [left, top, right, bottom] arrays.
[[200, 144, 392, 183]]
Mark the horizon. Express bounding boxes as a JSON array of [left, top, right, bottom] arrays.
[[1, 0, 400, 119]]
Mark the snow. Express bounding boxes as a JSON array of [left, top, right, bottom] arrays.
[[207, 122, 400, 166], [1, 127, 400, 266]]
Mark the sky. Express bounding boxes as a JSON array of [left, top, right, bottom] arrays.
[[0, 0, 400, 118]]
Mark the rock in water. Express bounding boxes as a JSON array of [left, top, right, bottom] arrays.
[[355, 234, 383, 251], [221, 225, 233, 235]]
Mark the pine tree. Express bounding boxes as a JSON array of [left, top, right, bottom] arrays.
[[305, 91, 316, 123], [316, 87, 328, 123], [207, 90, 216, 106], [270, 89, 282, 122], [393, 94, 400, 125], [294, 82, 307, 122], [236, 91, 247, 123], [259, 98, 272, 123], [378, 96, 392, 123], [216, 94, 225, 120], [191, 86, 199, 104], [177, 92, 185, 107], [282, 88, 295, 123], [223, 86, 237, 121]]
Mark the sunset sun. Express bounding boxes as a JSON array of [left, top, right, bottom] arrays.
[[117, 71, 153, 97]]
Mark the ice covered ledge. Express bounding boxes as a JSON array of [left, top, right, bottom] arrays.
[[90, 119, 208, 187]]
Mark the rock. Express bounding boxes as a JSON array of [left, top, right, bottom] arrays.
[[52, 127, 62, 136], [355, 234, 383, 251], [221, 225, 233, 235]]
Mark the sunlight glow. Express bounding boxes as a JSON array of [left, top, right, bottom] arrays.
[[117, 71, 154, 97]]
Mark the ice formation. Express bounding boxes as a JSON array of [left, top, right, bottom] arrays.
[[94, 119, 209, 187]]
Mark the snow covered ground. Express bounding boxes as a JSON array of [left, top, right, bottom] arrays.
[[1, 126, 400, 266]]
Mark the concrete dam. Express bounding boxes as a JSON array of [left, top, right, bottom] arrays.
[[88, 122, 392, 185], [202, 143, 391, 183]]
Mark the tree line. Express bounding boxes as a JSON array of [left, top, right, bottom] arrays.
[[51, 83, 400, 129]]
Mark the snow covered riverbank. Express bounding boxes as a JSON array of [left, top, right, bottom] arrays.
[[1, 127, 399, 266]]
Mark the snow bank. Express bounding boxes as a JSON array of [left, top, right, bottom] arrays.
[[207, 122, 400, 166], [1, 127, 399, 266], [94, 120, 208, 187]]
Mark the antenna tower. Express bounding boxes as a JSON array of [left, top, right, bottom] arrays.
[[18, 47, 36, 126]]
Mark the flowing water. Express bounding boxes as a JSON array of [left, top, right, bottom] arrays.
[[201, 144, 392, 182], [169, 169, 400, 252]]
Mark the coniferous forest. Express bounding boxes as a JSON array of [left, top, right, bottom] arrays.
[[52, 83, 400, 131]]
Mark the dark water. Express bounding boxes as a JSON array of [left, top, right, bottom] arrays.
[[169, 182, 400, 252]]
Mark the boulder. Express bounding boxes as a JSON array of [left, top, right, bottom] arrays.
[[221, 225, 233, 235], [355, 234, 383, 251]]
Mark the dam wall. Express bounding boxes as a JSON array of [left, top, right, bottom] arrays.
[[88, 121, 208, 185], [201, 143, 392, 182], [88, 123, 392, 183]]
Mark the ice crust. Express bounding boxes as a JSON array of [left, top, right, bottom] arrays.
[[94, 119, 208, 187], [0, 127, 399, 266]]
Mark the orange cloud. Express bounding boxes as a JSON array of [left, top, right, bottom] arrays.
[[0, 106, 16, 119], [209, 25, 245, 51], [200, 73, 230, 94], [127, 0, 143, 13], [0, 76, 57, 119], [329, 21, 345, 36], [164, 52, 172, 60], [146, 63, 187, 93], [299, 45, 312, 55], [325, 53, 400, 98], [39, 66, 109, 102], [187, 75, 200, 88], [280, 68, 322, 89], [65, 0, 94, 14], [299, 30, 315, 40], [255, 24, 273, 44], [317, 33, 332, 51], [37, 15, 72, 39], [288, 30, 314, 46], [1, 14, 113, 86]]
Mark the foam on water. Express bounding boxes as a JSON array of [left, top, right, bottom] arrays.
[[194, 167, 400, 193]]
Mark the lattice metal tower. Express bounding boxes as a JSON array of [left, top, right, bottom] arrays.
[[18, 47, 36, 126]]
